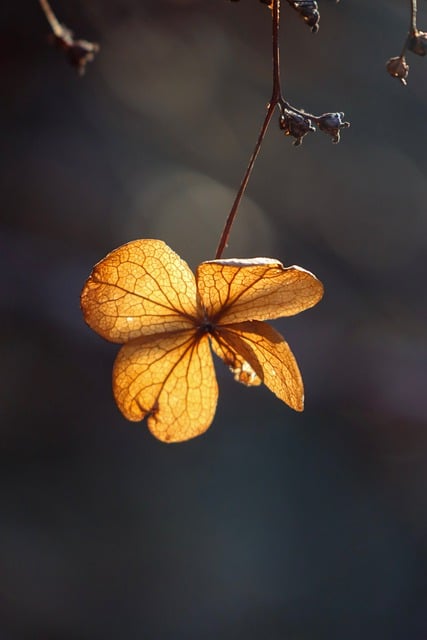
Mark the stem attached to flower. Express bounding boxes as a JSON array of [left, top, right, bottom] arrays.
[[215, 0, 282, 259]]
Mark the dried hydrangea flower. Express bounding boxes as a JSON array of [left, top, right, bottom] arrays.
[[81, 239, 323, 442]]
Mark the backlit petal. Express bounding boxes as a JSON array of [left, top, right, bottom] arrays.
[[196, 258, 323, 324], [81, 239, 198, 343], [210, 332, 262, 387], [213, 320, 304, 411], [113, 330, 218, 442]]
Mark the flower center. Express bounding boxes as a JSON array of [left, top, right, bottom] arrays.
[[199, 319, 215, 334]]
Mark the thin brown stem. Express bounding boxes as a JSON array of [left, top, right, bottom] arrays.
[[39, 0, 63, 36], [410, 0, 417, 33], [271, 0, 282, 101], [215, 103, 276, 259], [215, 0, 282, 259], [400, 0, 418, 57]]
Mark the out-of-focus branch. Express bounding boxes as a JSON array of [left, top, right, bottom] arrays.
[[38, 0, 99, 75]]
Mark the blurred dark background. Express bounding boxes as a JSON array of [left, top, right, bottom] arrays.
[[1, 0, 427, 638]]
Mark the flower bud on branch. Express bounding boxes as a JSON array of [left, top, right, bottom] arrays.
[[316, 112, 350, 144], [408, 30, 427, 56], [386, 56, 409, 86], [279, 110, 315, 146]]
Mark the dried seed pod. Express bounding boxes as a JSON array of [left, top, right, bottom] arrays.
[[285, 0, 320, 33], [386, 56, 409, 86], [49, 25, 99, 76], [61, 39, 99, 75], [408, 30, 427, 56], [279, 110, 315, 146], [317, 112, 350, 144]]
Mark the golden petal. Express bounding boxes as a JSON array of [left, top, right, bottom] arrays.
[[81, 239, 198, 343], [214, 320, 304, 411], [196, 258, 323, 324], [113, 330, 218, 442], [210, 332, 262, 387]]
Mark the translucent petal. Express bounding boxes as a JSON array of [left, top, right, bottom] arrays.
[[196, 258, 323, 324], [81, 239, 198, 343], [213, 320, 304, 411], [210, 332, 262, 387], [113, 330, 218, 442]]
